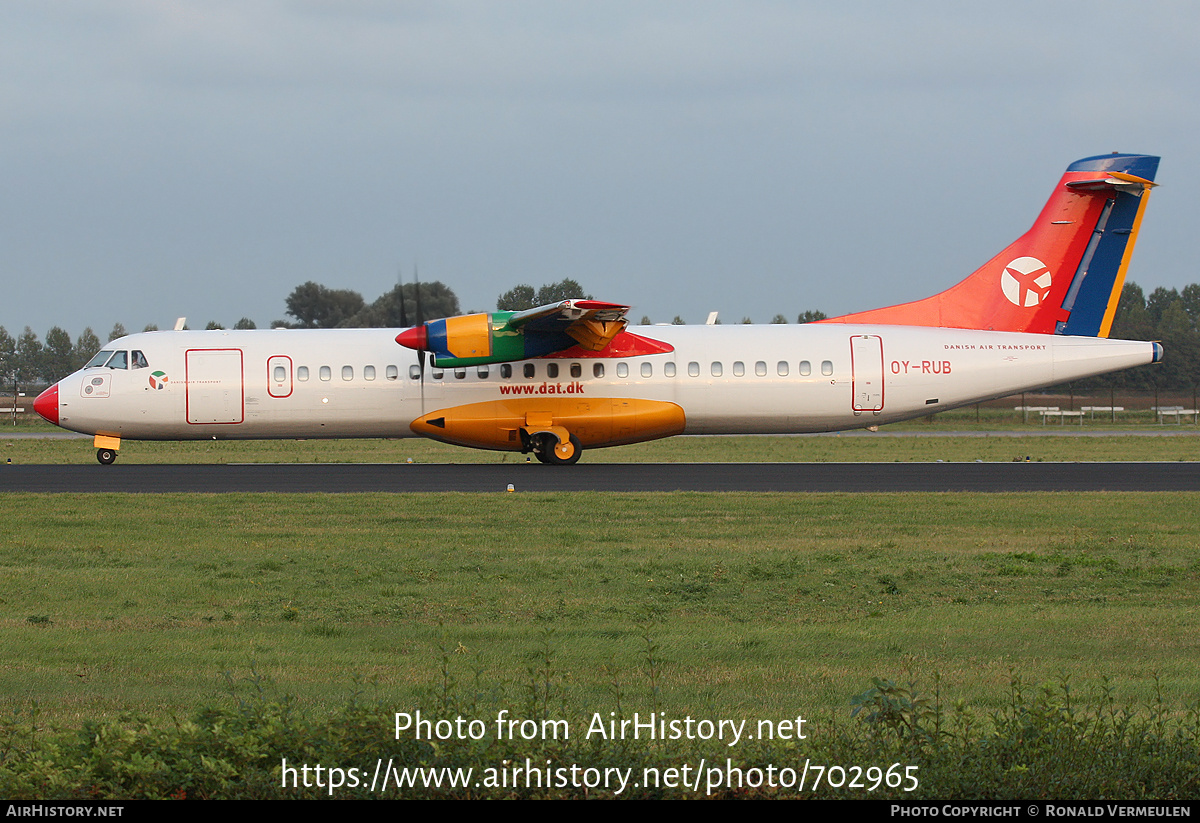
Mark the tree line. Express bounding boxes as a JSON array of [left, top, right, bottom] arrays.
[[4, 280, 1197, 393], [1080, 282, 1200, 393]]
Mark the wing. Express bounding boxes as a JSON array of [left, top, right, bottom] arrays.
[[509, 300, 629, 352]]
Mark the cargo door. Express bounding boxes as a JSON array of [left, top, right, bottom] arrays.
[[850, 335, 885, 413], [186, 348, 244, 424]]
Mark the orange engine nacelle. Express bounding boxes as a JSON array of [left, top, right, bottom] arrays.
[[410, 397, 686, 452]]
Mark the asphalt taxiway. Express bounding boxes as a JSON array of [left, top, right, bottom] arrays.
[[2, 462, 1199, 493]]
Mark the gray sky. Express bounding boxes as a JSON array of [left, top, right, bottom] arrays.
[[4, 1, 1199, 339]]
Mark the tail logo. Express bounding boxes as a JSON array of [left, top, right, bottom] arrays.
[[1000, 257, 1053, 308]]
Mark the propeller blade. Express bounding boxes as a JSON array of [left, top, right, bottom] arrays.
[[418, 349, 426, 412], [414, 267, 424, 326], [398, 268, 409, 328]]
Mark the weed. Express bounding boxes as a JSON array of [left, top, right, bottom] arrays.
[[523, 629, 564, 724], [3, 666, 1197, 798]]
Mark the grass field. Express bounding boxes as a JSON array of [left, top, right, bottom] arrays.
[[5, 428, 1200, 465], [4, 413, 1199, 796], [5, 393, 1200, 465], [4, 491, 1197, 731]]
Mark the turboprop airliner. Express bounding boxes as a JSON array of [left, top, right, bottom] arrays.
[[34, 153, 1163, 465]]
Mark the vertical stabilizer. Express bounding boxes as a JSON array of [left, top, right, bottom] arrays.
[[825, 154, 1158, 337]]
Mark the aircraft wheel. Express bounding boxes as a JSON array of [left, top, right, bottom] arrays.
[[97, 448, 117, 465], [542, 433, 582, 466]]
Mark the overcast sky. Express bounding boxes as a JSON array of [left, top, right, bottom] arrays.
[[4, 1, 1199, 339]]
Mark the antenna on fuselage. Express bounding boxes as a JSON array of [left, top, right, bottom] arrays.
[[174, 317, 187, 331]]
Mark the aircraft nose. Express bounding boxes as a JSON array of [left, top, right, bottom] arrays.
[[33, 383, 59, 425]]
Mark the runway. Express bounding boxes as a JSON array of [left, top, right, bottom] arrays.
[[3, 462, 1200, 493]]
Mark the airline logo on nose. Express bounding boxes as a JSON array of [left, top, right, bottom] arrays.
[[1001, 257, 1052, 307], [149, 371, 169, 390]]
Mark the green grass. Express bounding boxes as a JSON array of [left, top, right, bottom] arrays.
[[5, 406, 1199, 796], [2, 492, 1197, 728], [2, 491, 1198, 798], [6, 397, 1200, 464], [5, 430, 1200, 464]]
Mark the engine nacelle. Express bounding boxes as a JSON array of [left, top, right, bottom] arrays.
[[396, 312, 526, 367]]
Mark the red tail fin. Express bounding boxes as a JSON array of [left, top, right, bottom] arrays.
[[824, 154, 1158, 337]]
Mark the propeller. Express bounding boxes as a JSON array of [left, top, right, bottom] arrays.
[[396, 264, 426, 413], [413, 267, 426, 412], [398, 267, 409, 328]]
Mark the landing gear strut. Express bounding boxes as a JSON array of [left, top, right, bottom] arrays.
[[97, 448, 117, 465]]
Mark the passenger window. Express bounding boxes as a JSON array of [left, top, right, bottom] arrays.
[[432, 368, 444, 380], [688, 362, 700, 377], [108, 351, 128, 370], [799, 360, 811, 376], [298, 366, 309, 381], [593, 363, 604, 378], [386, 365, 399, 381], [319, 366, 331, 381], [342, 365, 354, 381], [570, 363, 581, 378], [364, 365, 376, 381], [477, 366, 490, 379], [777, 361, 789, 376], [733, 361, 745, 377], [274, 365, 286, 382], [523, 363, 535, 379], [501, 364, 513, 378], [641, 362, 652, 378], [665, 362, 676, 378], [547, 363, 559, 379], [755, 361, 767, 377], [821, 360, 834, 376], [617, 363, 629, 378], [711, 362, 723, 377], [131, 351, 149, 369], [454, 368, 466, 379], [408, 365, 421, 380]]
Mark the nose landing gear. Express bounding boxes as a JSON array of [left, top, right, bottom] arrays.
[[94, 435, 121, 465]]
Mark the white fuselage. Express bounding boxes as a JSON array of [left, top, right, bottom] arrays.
[[49, 324, 1157, 445]]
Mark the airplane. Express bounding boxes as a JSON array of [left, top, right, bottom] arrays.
[[33, 153, 1163, 466]]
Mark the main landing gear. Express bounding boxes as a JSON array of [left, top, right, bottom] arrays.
[[97, 448, 117, 465], [531, 432, 583, 466]]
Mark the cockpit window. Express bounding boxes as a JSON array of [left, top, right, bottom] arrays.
[[86, 350, 114, 368], [131, 350, 149, 369], [107, 351, 128, 370]]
